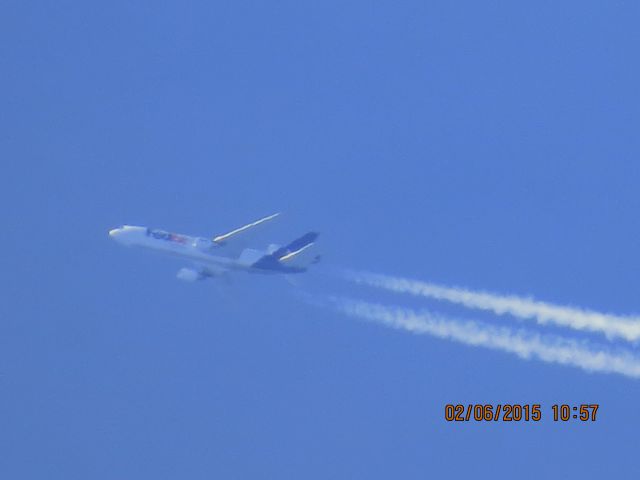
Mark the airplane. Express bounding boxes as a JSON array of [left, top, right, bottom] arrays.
[[108, 213, 320, 281]]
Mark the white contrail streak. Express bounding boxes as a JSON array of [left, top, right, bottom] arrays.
[[332, 297, 640, 378], [343, 271, 640, 343]]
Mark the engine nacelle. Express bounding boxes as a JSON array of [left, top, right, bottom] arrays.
[[176, 267, 203, 282]]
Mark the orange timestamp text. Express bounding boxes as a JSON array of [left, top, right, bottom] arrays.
[[444, 404, 599, 422]]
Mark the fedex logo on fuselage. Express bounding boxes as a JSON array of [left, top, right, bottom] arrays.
[[146, 228, 188, 244]]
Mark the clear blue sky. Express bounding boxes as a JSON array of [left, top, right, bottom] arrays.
[[2, 1, 639, 478]]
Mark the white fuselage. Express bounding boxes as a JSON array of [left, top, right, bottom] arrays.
[[109, 222, 317, 280], [108, 225, 259, 274]]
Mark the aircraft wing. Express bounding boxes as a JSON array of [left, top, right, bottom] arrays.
[[212, 213, 280, 246]]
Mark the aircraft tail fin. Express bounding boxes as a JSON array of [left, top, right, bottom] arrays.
[[274, 232, 320, 268], [251, 232, 321, 272]]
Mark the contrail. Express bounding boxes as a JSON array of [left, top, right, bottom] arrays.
[[331, 297, 640, 379], [343, 270, 640, 343]]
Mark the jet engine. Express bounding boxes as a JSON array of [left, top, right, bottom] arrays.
[[176, 267, 204, 282]]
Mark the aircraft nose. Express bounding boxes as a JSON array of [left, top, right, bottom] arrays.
[[109, 228, 120, 238]]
